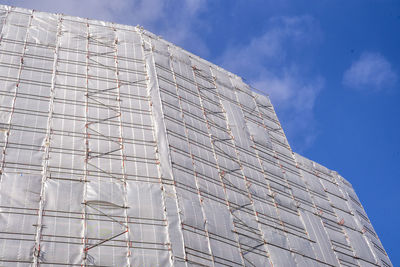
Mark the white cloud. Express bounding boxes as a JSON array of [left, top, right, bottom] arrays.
[[218, 16, 324, 151], [4, 0, 209, 56], [343, 52, 397, 92]]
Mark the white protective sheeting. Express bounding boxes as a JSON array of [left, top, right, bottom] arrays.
[[0, 4, 392, 267]]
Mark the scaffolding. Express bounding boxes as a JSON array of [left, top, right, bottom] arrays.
[[0, 5, 393, 267]]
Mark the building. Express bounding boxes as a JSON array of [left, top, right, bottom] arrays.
[[0, 5, 392, 267]]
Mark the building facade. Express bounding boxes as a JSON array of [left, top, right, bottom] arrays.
[[0, 5, 392, 267]]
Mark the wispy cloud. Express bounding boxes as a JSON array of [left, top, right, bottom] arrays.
[[343, 52, 398, 92], [218, 15, 324, 151], [4, 0, 209, 56]]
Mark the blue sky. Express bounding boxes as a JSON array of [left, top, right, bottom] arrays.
[[2, 0, 399, 264]]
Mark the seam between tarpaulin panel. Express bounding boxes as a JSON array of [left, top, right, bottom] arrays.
[[112, 23, 131, 266], [190, 61, 246, 267], [167, 46, 216, 267], [210, 67, 273, 266], [0, 6, 11, 176], [82, 18, 90, 267], [138, 30, 186, 267], [145, 34, 187, 267], [33, 12, 62, 267]]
